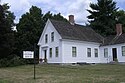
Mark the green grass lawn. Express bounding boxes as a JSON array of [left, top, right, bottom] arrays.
[[0, 64, 125, 83]]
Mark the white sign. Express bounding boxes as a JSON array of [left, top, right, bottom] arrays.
[[23, 51, 34, 58]]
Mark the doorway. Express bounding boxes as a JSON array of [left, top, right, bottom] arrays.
[[112, 48, 117, 61], [44, 50, 47, 63]]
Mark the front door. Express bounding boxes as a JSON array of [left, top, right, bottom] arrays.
[[44, 50, 47, 63], [112, 48, 117, 61]]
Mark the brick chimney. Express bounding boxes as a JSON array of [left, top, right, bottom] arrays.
[[116, 23, 122, 36], [69, 15, 75, 25]]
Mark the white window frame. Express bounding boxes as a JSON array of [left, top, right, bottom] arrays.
[[72, 47, 77, 57], [55, 47, 59, 57], [87, 48, 91, 57], [94, 48, 98, 57], [122, 46, 125, 56], [104, 48, 108, 58]]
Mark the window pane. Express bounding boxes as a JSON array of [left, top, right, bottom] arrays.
[[72, 47, 77, 57], [123, 52, 125, 56], [50, 48, 52, 58], [87, 48, 91, 57], [122, 46, 125, 56], [55, 47, 58, 57], [51, 32, 54, 42], [104, 48, 108, 58], [95, 49, 98, 57], [45, 34, 48, 43]]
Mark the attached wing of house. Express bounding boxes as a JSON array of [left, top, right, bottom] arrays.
[[101, 33, 125, 62]]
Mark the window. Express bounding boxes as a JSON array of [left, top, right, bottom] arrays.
[[72, 47, 77, 57], [87, 48, 91, 57], [55, 47, 59, 57], [45, 34, 48, 43], [104, 48, 108, 58], [122, 46, 125, 56], [95, 49, 98, 57], [49, 48, 52, 58], [51, 32, 54, 42]]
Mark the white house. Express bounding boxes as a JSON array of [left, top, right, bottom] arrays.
[[38, 15, 125, 64]]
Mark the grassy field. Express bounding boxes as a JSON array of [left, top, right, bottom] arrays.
[[0, 64, 125, 83]]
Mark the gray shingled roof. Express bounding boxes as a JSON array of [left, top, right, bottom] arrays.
[[102, 34, 125, 46], [50, 19, 103, 43]]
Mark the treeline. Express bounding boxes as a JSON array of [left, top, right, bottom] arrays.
[[0, 4, 67, 67]]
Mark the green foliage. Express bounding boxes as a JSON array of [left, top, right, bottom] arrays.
[[16, 6, 67, 58], [16, 6, 43, 57], [0, 4, 27, 67], [43, 11, 67, 26], [53, 13, 68, 22], [0, 4, 15, 59], [0, 55, 26, 67], [0, 4, 67, 67], [43, 11, 53, 23], [116, 10, 125, 33], [87, 0, 118, 36]]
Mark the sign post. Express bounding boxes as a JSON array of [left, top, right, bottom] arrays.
[[23, 45, 36, 80], [34, 43, 36, 79]]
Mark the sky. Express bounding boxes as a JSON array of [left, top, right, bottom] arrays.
[[1, 0, 125, 25]]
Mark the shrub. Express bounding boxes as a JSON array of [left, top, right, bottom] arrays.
[[0, 55, 26, 67], [0, 58, 8, 67], [8, 55, 26, 67]]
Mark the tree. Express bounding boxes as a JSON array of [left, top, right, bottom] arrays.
[[16, 6, 67, 59], [43, 12, 67, 26], [16, 6, 44, 57], [43, 11, 53, 24], [87, 0, 118, 36], [52, 13, 68, 22], [116, 10, 125, 33], [0, 4, 15, 59]]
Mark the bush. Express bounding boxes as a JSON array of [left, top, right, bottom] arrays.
[[0, 54, 39, 67], [8, 55, 26, 67], [0, 58, 8, 67], [0, 55, 26, 67]]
